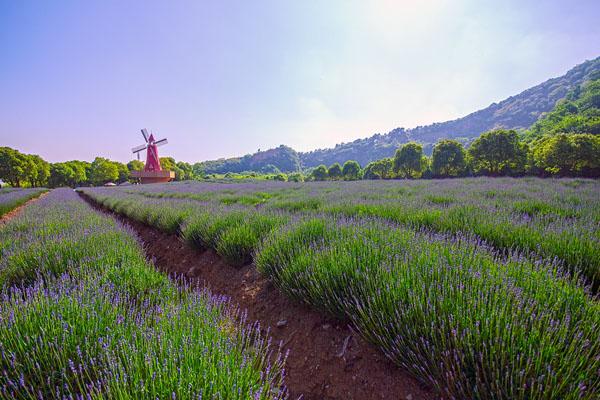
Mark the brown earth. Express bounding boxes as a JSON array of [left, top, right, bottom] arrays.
[[81, 193, 435, 400]]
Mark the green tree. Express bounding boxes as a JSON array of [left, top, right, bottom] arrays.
[[0, 147, 29, 187], [288, 172, 305, 182], [363, 158, 394, 179], [431, 139, 467, 177], [192, 162, 205, 178], [49, 163, 75, 187], [468, 129, 528, 176], [127, 160, 144, 172], [176, 161, 194, 181], [311, 165, 328, 181], [327, 163, 343, 180], [112, 161, 129, 183], [65, 161, 90, 186], [159, 157, 176, 171], [89, 157, 119, 185], [393, 142, 425, 178], [28, 155, 50, 187], [342, 160, 361, 180], [531, 133, 600, 177]]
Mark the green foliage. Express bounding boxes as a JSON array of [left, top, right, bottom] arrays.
[[393, 142, 426, 178], [327, 163, 343, 180], [311, 165, 329, 181], [431, 139, 467, 177], [468, 130, 528, 176], [342, 160, 361, 180], [49, 160, 90, 187], [532, 133, 600, 176], [363, 158, 394, 179], [287, 172, 305, 182], [127, 159, 144, 172], [0, 147, 49, 187], [89, 157, 119, 185], [273, 173, 288, 181], [199, 145, 301, 174], [176, 161, 194, 180], [528, 78, 600, 140]]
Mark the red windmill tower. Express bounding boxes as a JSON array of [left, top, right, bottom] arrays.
[[131, 129, 175, 184]]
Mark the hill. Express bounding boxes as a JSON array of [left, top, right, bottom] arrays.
[[200, 145, 300, 174], [300, 56, 600, 167], [199, 56, 600, 172]]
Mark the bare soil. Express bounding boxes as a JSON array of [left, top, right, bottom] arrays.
[[81, 193, 435, 400]]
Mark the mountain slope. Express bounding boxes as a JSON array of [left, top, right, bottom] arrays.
[[299, 56, 600, 167], [199, 56, 600, 173]]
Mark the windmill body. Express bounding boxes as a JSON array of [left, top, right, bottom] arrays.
[[131, 129, 175, 184]]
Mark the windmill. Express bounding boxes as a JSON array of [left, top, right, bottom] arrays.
[[130, 129, 175, 184]]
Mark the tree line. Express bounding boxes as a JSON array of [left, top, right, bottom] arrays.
[[2, 129, 598, 188], [0, 148, 202, 188], [307, 130, 599, 181]]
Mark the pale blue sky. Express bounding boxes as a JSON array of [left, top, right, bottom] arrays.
[[1, 0, 599, 162]]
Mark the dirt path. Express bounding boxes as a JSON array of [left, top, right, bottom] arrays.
[[0, 191, 49, 224], [81, 193, 435, 400]]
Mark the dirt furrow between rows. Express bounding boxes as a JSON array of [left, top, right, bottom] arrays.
[[80, 193, 434, 400]]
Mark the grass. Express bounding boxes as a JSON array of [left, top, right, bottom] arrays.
[[0, 189, 286, 399]]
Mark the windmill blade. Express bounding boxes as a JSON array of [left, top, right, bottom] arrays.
[[154, 138, 168, 147], [132, 144, 147, 153], [141, 128, 149, 143]]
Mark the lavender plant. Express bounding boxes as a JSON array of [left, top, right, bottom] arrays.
[[80, 178, 600, 399], [0, 189, 287, 399], [0, 188, 46, 217]]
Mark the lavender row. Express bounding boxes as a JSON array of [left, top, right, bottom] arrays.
[[0, 188, 47, 217], [0, 189, 287, 399]]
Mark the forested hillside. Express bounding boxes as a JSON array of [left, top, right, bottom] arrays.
[[299, 56, 600, 167]]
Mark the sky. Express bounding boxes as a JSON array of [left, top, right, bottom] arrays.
[[1, 0, 599, 163]]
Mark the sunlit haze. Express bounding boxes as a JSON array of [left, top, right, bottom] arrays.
[[1, 0, 599, 162]]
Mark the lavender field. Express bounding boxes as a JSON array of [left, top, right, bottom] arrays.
[[0, 188, 46, 217], [0, 189, 286, 399], [80, 177, 600, 399]]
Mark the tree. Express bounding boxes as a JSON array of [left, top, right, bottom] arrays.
[[127, 160, 144, 172], [431, 140, 467, 177], [327, 163, 343, 180], [176, 161, 194, 181], [89, 157, 119, 185], [28, 155, 50, 187], [288, 172, 304, 182], [65, 161, 90, 186], [0, 147, 28, 187], [363, 158, 394, 179], [311, 165, 328, 181], [468, 129, 528, 176], [49, 163, 75, 187], [192, 162, 205, 179], [531, 133, 600, 177], [342, 160, 361, 180], [112, 161, 129, 183], [393, 142, 425, 178], [159, 157, 176, 171]]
